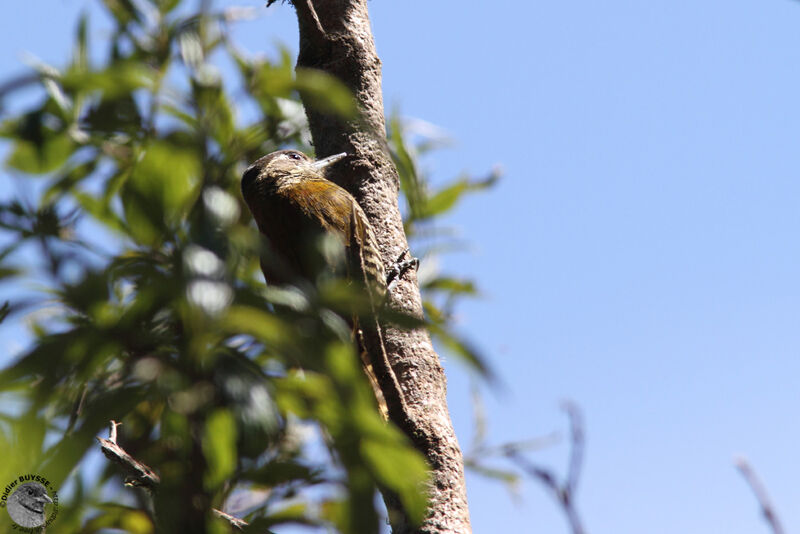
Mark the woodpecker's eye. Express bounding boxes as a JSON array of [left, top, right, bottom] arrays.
[[287, 152, 302, 161]]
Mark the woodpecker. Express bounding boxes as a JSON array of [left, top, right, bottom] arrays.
[[241, 149, 407, 418], [241, 150, 385, 295]]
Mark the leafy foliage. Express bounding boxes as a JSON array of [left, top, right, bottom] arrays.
[[0, 1, 494, 532]]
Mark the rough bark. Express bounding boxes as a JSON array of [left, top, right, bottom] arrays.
[[287, 1, 472, 533]]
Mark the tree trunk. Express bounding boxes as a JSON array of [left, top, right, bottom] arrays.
[[287, 1, 472, 532]]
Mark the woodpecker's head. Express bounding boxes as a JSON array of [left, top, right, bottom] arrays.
[[241, 150, 347, 200]]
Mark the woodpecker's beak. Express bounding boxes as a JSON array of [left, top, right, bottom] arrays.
[[312, 152, 348, 170]]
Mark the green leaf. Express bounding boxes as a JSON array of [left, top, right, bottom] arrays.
[[221, 306, 290, 348], [6, 134, 74, 175], [43, 159, 98, 202], [74, 190, 127, 234], [464, 460, 521, 486], [246, 459, 323, 487], [191, 81, 235, 151], [274, 371, 337, 421], [389, 116, 425, 219], [161, 104, 198, 131], [423, 277, 479, 296], [74, 13, 89, 72], [154, 0, 180, 15], [431, 325, 494, 380], [84, 94, 143, 134], [0, 412, 48, 483], [62, 62, 155, 99], [422, 172, 499, 219], [244, 503, 314, 531], [203, 409, 237, 490], [43, 385, 150, 485], [295, 68, 356, 118], [424, 179, 472, 218], [361, 432, 429, 525], [121, 140, 201, 245], [101, 0, 142, 26], [81, 504, 153, 533], [243, 59, 294, 123]]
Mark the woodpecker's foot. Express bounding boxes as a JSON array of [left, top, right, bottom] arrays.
[[386, 248, 419, 291]]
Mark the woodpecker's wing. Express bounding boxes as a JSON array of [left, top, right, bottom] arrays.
[[289, 178, 391, 418], [291, 179, 386, 297]]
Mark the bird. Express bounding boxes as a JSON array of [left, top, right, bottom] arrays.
[[7, 482, 53, 528], [241, 150, 386, 296], [241, 149, 407, 418]]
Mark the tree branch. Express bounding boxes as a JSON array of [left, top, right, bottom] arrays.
[[97, 421, 247, 531], [288, 1, 472, 532], [505, 403, 587, 534], [97, 421, 161, 490], [735, 456, 785, 534]]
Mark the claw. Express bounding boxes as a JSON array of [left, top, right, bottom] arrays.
[[386, 248, 419, 291]]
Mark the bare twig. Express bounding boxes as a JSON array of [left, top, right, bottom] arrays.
[[735, 456, 785, 534], [562, 401, 584, 497], [505, 403, 587, 534], [0, 72, 40, 99], [213, 508, 248, 530], [470, 433, 561, 459], [97, 421, 160, 490], [465, 385, 559, 463], [97, 421, 248, 529], [66, 383, 88, 435]]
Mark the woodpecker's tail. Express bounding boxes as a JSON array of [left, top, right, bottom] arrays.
[[354, 318, 390, 420]]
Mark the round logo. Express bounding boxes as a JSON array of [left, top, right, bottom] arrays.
[[1, 474, 58, 530]]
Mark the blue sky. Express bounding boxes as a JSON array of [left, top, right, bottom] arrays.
[[3, 1, 800, 533]]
